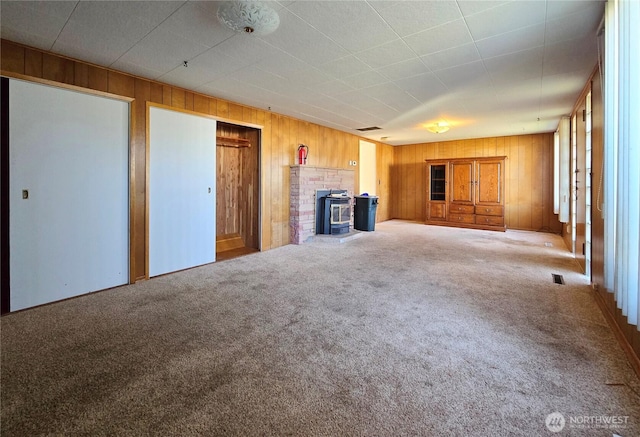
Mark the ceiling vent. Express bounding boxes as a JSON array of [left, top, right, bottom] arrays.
[[356, 126, 381, 132]]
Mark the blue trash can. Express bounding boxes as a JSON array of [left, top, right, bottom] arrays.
[[354, 196, 378, 231]]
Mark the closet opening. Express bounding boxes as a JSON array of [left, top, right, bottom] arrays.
[[216, 122, 260, 261]]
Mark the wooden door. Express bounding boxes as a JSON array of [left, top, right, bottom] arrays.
[[476, 160, 503, 206], [450, 161, 474, 204]]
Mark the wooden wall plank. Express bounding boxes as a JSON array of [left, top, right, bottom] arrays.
[[149, 83, 163, 104], [209, 98, 218, 116], [24, 48, 42, 78], [1, 40, 24, 73], [107, 71, 134, 98], [162, 85, 172, 106], [217, 100, 229, 118], [185, 91, 194, 111], [171, 88, 185, 109], [43, 53, 74, 84], [132, 79, 150, 281], [193, 94, 209, 114]]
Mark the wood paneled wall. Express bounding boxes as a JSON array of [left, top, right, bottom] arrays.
[[1, 39, 394, 282], [391, 133, 562, 233]]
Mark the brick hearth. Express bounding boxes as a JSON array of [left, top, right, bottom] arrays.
[[289, 165, 355, 244]]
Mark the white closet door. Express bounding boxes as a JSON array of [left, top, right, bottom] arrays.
[[149, 107, 216, 277], [9, 79, 129, 311]]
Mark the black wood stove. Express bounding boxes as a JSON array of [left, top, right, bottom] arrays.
[[315, 189, 351, 235]]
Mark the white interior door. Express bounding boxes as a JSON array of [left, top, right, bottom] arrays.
[[149, 107, 216, 277], [359, 140, 377, 195], [9, 79, 129, 311]]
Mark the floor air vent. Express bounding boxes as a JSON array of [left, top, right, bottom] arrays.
[[552, 274, 565, 285]]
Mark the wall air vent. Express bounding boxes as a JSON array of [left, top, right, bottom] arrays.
[[356, 126, 381, 132]]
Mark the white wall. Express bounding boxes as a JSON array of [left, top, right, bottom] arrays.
[[9, 79, 129, 311], [359, 140, 377, 195]]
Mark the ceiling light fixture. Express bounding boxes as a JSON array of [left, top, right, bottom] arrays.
[[425, 121, 450, 134], [217, 1, 280, 36]]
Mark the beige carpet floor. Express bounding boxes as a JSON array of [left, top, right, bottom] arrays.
[[2, 220, 639, 436]]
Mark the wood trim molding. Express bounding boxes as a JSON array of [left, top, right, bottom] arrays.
[[1, 70, 134, 102], [593, 288, 640, 380], [1, 77, 9, 314]]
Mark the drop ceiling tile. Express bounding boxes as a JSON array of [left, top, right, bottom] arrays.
[[475, 23, 545, 59], [253, 53, 332, 86], [0, 1, 72, 50], [373, 1, 462, 37], [464, 1, 547, 41], [420, 43, 480, 71], [433, 61, 492, 91], [287, 1, 397, 52], [214, 35, 286, 65], [155, 1, 236, 48], [545, 3, 603, 45], [65, 1, 183, 42], [311, 80, 356, 96], [111, 59, 165, 81], [340, 70, 389, 90], [52, 39, 131, 67], [362, 83, 420, 113], [259, 9, 349, 66], [540, 72, 587, 96], [543, 37, 598, 77], [484, 46, 544, 82], [188, 47, 253, 75], [393, 72, 448, 102], [336, 91, 399, 120], [456, 1, 510, 17], [376, 58, 431, 81], [403, 19, 473, 56], [356, 39, 417, 69], [317, 56, 372, 79], [8, 1, 78, 19], [157, 61, 234, 90], [546, 0, 604, 20], [0, 26, 54, 52], [118, 28, 210, 73], [253, 52, 311, 77], [231, 67, 309, 95]]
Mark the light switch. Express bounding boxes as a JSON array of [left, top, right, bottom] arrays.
[[22, 189, 29, 199]]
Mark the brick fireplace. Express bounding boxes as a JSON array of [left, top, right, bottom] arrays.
[[289, 165, 355, 244]]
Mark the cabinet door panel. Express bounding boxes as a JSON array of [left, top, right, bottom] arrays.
[[428, 202, 447, 220], [476, 161, 502, 205], [450, 161, 474, 204]]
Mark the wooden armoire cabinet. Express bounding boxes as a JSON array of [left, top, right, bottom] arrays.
[[425, 156, 506, 231]]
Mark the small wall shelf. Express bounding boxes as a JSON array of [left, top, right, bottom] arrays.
[[216, 135, 251, 148]]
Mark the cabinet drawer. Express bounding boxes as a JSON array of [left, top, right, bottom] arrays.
[[449, 213, 475, 224], [449, 204, 475, 214], [476, 215, 504, 226], [475, 205, 503, 216]]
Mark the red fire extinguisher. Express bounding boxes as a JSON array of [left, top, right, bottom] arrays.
[[298, 144, 308, 165]]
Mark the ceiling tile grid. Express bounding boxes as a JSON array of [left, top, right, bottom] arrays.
[[0, 0, 605, 145]]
